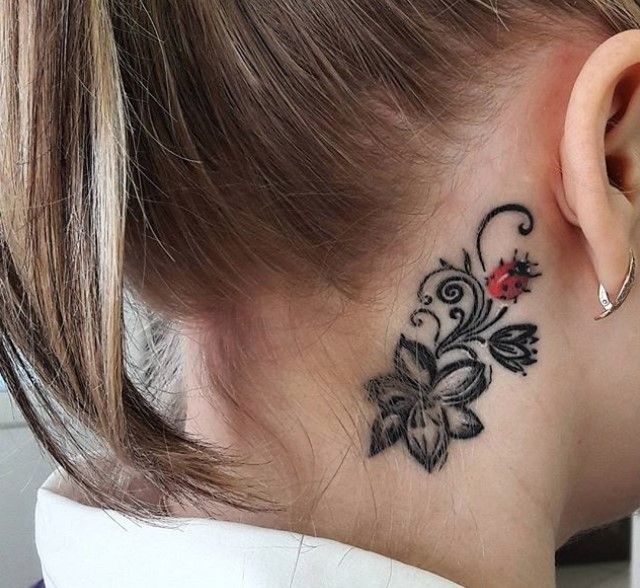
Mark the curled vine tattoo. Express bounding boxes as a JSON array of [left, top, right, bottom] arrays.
[[366, 204, 541, 473]]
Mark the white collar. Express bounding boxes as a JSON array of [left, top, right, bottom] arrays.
[[36, 470, 461, 588]]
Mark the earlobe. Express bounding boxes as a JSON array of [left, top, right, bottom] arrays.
[[560, 31, 640, 303]]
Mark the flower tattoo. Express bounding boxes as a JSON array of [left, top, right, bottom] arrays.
[[488, 324, 539, 374], [366, 204, 541, 472], [368, 336, 490, 471]]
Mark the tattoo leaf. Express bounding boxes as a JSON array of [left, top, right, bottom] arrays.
[[463, 249, 472, 274], [444, 406, 484, 439], [406, 403, 449, 472]]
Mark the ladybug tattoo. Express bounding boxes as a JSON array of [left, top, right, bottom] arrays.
[[486, 250, 541, 303]]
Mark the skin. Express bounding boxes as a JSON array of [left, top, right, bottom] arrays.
[[175, 29, 640, 588]]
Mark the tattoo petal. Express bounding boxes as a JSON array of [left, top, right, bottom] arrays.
[[369, 412, 405, 457], [366, 374, 416, 415], [394, 335, 437, 388], [444, 406, 484, 439], [431, 360, 490, 406], [405, 403, 449, 472]]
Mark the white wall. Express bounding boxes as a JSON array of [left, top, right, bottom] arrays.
[[0, 393, 52, 588]]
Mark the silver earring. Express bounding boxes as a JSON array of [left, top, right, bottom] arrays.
[[595, 248, 637, 320]]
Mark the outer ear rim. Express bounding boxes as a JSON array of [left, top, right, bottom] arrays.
[[560, 30, 640, 297]]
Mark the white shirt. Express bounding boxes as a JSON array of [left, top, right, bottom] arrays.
[[36, 470, 461, 588]]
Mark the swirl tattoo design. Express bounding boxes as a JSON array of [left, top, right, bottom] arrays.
[[366, 204, 541, 472]]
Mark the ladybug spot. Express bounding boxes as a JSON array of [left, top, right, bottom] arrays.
[[516, 281, 522, 288], [502, 285, 509, 292]]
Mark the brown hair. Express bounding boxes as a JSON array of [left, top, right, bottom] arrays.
[[1, 0, 639, 515]]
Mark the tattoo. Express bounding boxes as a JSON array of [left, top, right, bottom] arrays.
[[366, 204, 541, 472]]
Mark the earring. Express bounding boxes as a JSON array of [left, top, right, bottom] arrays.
[[595, 248, 637, 320]]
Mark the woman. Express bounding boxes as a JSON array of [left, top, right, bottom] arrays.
[[3, 1, 640, 586]]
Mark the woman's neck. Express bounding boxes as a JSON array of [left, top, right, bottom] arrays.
[[176, 276, 572, 587]]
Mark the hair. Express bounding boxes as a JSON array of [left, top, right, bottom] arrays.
[[1, 0, 639, 516]]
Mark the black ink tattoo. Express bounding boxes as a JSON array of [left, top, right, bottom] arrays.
[[366, 204, 541, 472]]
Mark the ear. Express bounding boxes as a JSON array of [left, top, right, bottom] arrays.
[[560, 30, 640, 298]]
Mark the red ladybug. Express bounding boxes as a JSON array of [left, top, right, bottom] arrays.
[[486, 250, 541, 303]]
